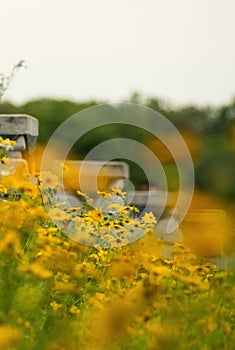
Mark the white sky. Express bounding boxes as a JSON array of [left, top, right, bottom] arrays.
[[1, 0, 235, 106]]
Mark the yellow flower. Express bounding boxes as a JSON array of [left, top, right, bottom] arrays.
[[52, 282, 76, 293], [95, 292, 108, 302], [97, 249, 108, 258], [89, 253, 99, 261], [47, 227, 59, 233], [85, 209, 103, 222], [0, 137, 16, 151], [0, 202, 27, 229], [67, 206, 81, 212], [77, 190, 89, 198], [0, 326, 21, 348], [1, 156, 9, 164], [40, 171, 58, 189], [49, 207, 70, 221], [0, 137, 16, 146], [23, 263, 53, 279], [21, 180, 40, 199], [107, 203, 122, 211], [113, 236, 129, 247], [69, 305, 80, 315], [141, 212, 157, 226], [0, 230, 22, 255], [111, 187, 126, 198], [97, 190, 111, 198], [126, 205, 139, 214], [50, 301, 62, 311], [42, 193, 49, 204], [0, 184, 7, 194]]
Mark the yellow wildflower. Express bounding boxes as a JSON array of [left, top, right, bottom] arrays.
[[141, 212, 157, 226], [95, 292, 108, 302], [0, 184, 7, 194], [107, 203, 123, 212], [47, 227, 59, 233], [97, 190, 111, 198], [67, 206, 81, 212], [50, 301, 62, 311], [111, 187, 126, 198], [21, 180, 40, 198], [97, 249, 108, 258], [77, 190, 89, 198], [126, 205, 139, 214], [89, 253, 99, 261], [85, 209, 103, 223], [0, 230, 22, 255], [40, 171, 58, 189], [49, 207, 70, 221], [0, 137, 16, 146], [1, 156, 9, 164], [52, 282, 76, 293], [0, 326, 21, 348], [27, 263, 53, 279], [69, 305, 80, 315]]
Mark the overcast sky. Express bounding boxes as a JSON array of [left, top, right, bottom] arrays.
[[1, 0, 235, 106]]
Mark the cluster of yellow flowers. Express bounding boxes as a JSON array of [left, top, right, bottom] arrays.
[[39, 171, 157, 248], [0, 166, 234, 349], [0, 137, 16, 169], [0, 137, 17, 195], [0, 136, 16, 151]]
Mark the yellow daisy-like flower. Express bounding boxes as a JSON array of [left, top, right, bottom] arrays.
[[0, 137, 16, 151], [50, 301, 62, 311], [0, 184, 7, 194], [76, 190, 89, 199], [49, 207, 70, 221], [85, 209, 103, 221], [0, 326, 21, 349], [69, 305, 80, 315], [107, 203, 122, 210], [141, 212, 157, 226], [111, 187, 126, 198], [126, 205, 140, 214], [67, 206, 81, 212], [40, 171, 58, 189], [108, 236, 129, 247], [89, 253, 99, 262], [1, 137, 16, 146], [1, 156, 9, 164], [27, 263, 53, 279], [97, 190, 111, 198]]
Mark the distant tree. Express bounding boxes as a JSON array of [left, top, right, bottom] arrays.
[[206, 99, 235, 137], [168, 105, 213, 134], [0, 101, 19, 114], [195, 147, 235, 200], [18, 98, 97, 143], [1, 95, 235, 200]]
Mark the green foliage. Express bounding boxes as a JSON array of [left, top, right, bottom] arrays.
[[1, 96, 235, 200], [195, 145, 235, 199]]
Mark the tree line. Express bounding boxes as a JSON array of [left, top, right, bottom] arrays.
[[0, 95, 235, 200]]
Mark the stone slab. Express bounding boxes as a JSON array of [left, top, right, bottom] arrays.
[[0, 114, 38, 136]]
